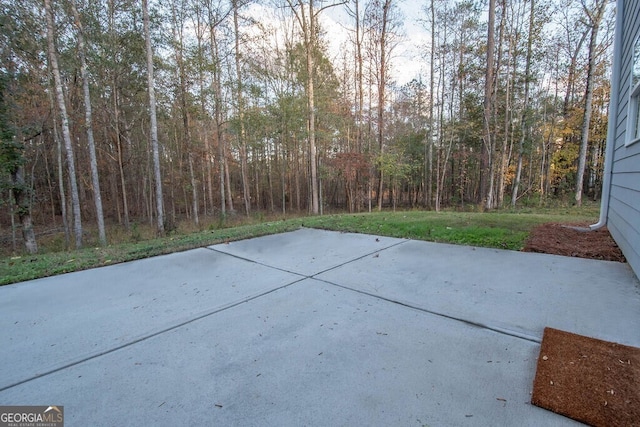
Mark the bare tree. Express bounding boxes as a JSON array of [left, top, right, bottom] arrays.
[[481, 0, 496, 209], [233, 0, 251, 216], [45, 0, 83, 248], [284, 0, 345, 214], [70, 0, 106, 245], [345, 0, 365, 211], [575, 0, 607, 207], [170, 0, 199, 225], [374, 0, 393, 211], [511, 0, 536, 208], [142, 0, 165, 235], [559, 2, 590, 117], [427, 0, 435, 209]]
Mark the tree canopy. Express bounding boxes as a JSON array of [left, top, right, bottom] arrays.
[[0, 0, 615, 251]]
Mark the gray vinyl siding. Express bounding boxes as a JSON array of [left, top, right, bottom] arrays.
[[608, 0, 640, 276]]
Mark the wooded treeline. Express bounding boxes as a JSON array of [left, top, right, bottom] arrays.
[[0, 0, 614, 252]]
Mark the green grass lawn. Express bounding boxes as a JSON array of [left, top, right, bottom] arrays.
[[0, 205, 600, 286], [301, 207, 599, 250]]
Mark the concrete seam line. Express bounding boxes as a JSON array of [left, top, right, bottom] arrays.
[[205, 246, 309, 278], [317, 279, 542, 345], [207, 237, 409, 280], [0, 277, 307, 393], [308, 238, 409, 278]]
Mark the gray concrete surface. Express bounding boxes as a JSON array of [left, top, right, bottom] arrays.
[[1, 228, 639, 426]]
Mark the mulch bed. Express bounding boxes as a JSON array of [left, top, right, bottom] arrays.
[[531, 327, 640, 427], [522, 223, 626, 262]]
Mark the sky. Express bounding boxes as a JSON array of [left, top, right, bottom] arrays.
[[322, 1, 430, 85], [244, 1, 432, 86]]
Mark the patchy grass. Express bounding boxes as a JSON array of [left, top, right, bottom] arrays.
[[0, 205, 600, 286], [0, 220, 303, 286], [301, 207, 599, 250]]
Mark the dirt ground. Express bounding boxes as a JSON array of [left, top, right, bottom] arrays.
[[522, 223, 626, 263]]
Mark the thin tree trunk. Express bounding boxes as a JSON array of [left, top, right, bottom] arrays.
[[10, 167, 38, 254], [208, 14, 229, 216], [71, 0, 106, 245], [353, 0, 364, 210], [189, 153, 199, 225], [224, 142, 234, 212], [495, 0, 508, 207], [481, 0, 496, 209], [286, 0, 322, 214], [426, 0, 435, 209], [435, 25, 446, 212], [233, 0, 251, 216], [306, 2, 319, 214], [498, 17, 514, 207], [45, 0, 83, 249], [511, 0, 535, 208], [171, 0, 199, 225], [47, 84, 70, 247], [376, 0, 392, 212], [142, 0, 165, 235], [563, 28, 589, 117], [115, 109, 129, 229], [108, 0, 129, 230], [307, 1, 319, 215], [575, 0, 606, 207]]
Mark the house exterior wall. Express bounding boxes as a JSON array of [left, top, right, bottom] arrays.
[[607, 0, 640, 277]]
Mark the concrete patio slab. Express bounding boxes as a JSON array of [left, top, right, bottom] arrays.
[[1, 280, 581, 426], [0, 248, 302, 392], [1, 228, 639, 426], [317, 239, 640, 346], [210, 228, 405, 276]]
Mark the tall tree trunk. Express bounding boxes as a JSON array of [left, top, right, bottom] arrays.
[[233, 0, 251, 216], [206, 5, 230, 216], [108, 0, 129, 230], [511, 0, 535, 208], [426, 0, 435, 209], [171, 0, 199, 225], [307, 1, 320, 215], [45, 0, 83, 249], [286, 0, 324, 214], [71, 0, 106, 245], [114, 108, 129, 229], [481, 0, 496, 210], [435, 22, 446, 212], [305, 2, 319, 214], [376, 0, 392, 211], [142, 0, 165, 235], [575, 0, 606, 207], [496, 0, 512, 207], [194, 6, 214, 216], [350, 0, 364, 210], [46, 84, 70, 247]]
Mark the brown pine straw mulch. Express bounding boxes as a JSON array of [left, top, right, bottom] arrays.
[[531, 327, 640, 427], [522, 223, 626, 262]]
